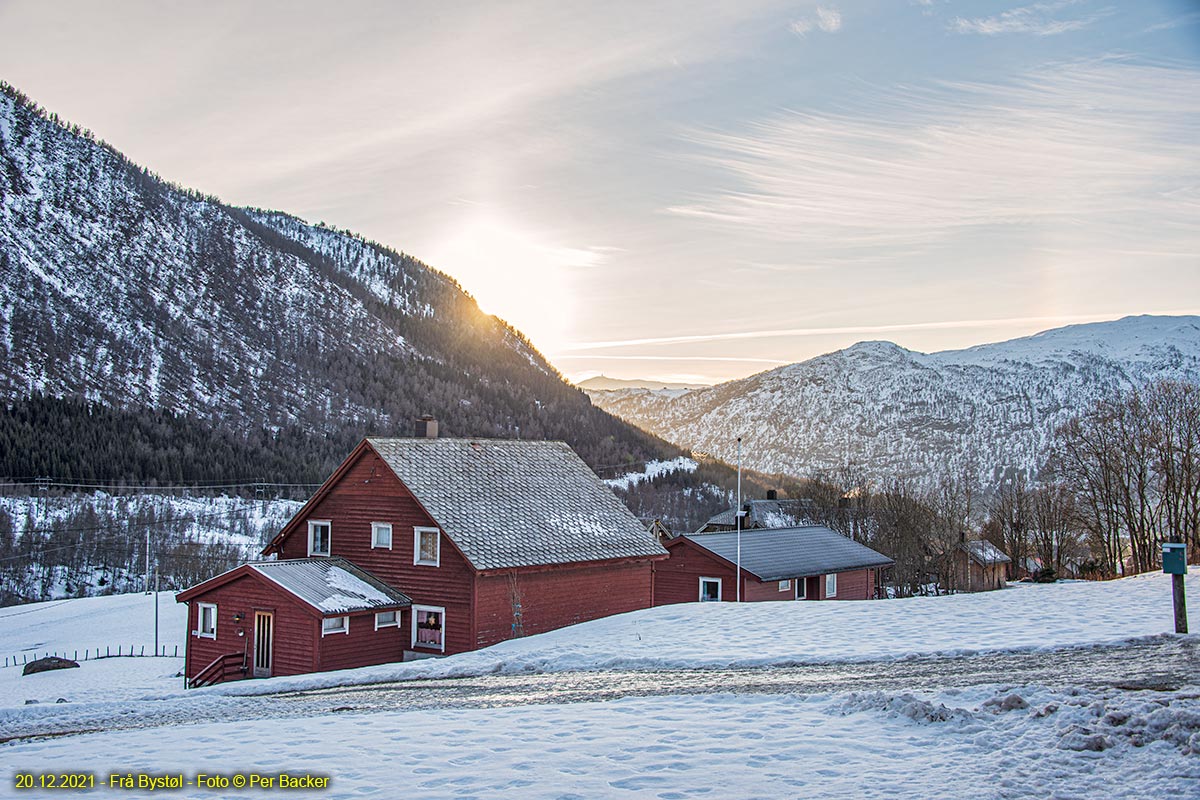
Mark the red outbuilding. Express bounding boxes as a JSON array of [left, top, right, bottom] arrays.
[[654, 526, 893, 604], [177, 426, 668, 685], [176, 557, 412, 686]]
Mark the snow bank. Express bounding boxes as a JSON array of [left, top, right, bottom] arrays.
[[207, 568, 1200, 697], [0, 657, 185, 709], [6, 685, 1197, 799]]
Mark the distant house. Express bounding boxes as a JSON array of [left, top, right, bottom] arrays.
[[955, 540, 1010, 591], [654, 526, 894, 604], [697, 492, 817, 533], [178, 425, 667, 685]]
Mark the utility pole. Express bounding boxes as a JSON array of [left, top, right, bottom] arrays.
[[154, 569, 160, 656], [736, 436, 742, 603], [145, 527, 151, 595]]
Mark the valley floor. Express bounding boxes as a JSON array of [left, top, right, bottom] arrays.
[[1, 571, 1198, 798]]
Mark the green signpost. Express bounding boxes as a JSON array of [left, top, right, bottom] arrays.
[[1163, 542, 1188, 635]]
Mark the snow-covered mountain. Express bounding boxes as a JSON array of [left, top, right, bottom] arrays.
[[0, 82, 674, 477], [587, 316, 1200, 487]]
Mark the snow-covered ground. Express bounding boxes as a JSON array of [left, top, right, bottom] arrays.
[[206, 568, 1200, 696], [0, 592, 187, 707], [2, 571, 1198, 798], [6, 686, 1198, 799], [1, 571, 1196, 705]]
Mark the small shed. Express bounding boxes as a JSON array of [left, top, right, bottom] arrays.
[[956, 540, 1010, 592], [176, 557, 411, 686], [655, 525, 894, 604]]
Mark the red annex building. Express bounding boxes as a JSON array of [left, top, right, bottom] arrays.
[[655, 526, 893, 604], [178, 428, 668, 685]]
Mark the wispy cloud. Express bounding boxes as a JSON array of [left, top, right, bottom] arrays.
[[1144, 12, 1200, 34], [790, 5, 842, 36], [557, 310, 1200, 352], [950, 1, 1110, 37], [665, 61, 1200, 248]]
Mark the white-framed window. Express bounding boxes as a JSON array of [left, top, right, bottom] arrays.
[[412, 605, 445, 651], [196, 602, 217, 638], [321, 616, 349, 636], [796, 578, 807, 600], [825, 573, 838, 598], [372, 522, 393, 550], [414, 527, 440, 567], [375, 610, 400, 630], [308, 520, 331, 556], [778, 580, 791, 592], [698, 577, 722, 602]]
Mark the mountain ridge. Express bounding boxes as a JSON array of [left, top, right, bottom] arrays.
[[586, 315, 1200, 488], [0, 81, 697, 496]]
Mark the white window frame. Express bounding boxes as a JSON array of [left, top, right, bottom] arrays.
[[308, 520, 331, 557], [196, 602, 217, 639], [321, 615, 349, 637], [778, 580, 791, 592], [411, 604, 446, 652], [698, 577, 722, 602], [374, 610, 400, 630], [825, 573, 838, 599], [371, 522, 393, 550], [414, 527, 440, 567], [796, 578, 807, 600]]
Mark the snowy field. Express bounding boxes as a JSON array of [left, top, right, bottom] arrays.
[[206, 567, 1200, 696], [2, 571, 1198, 799], [0, 592, 186, 707], [6, 686, 1198, 799], [1, 571, 1196, 705]]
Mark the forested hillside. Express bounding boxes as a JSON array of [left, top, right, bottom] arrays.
[[0, 82, 717, 493]]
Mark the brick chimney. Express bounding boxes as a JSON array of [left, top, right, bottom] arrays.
[[414, 415, 438, 439]]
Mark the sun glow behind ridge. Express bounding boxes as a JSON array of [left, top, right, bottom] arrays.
[[423, 214, 604, 357]]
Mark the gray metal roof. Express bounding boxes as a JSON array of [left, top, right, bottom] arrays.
[[701, 499, 816, 531], [251, 557, 412, 615], [368, 438, 668, 571], [682, 526, 894, 581], [963, 540, 1011, 566]]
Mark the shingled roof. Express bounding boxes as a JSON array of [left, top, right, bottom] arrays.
[[176, 557, 411, 615], [681, 526, 893, 582], [251, 557, 412, 614], [700, 499, 817, 532], [962, 539, 1011, 566], [367, 438, 668, 571]]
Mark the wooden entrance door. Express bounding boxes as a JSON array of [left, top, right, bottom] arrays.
[[253, 611, 274, 678]]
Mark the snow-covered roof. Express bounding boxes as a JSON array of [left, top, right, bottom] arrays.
[[681, 526, 893, 582], [701, 499, 816, 531], [250, 558, 412, 614], [963, 540, 1011, 566], [368, 438, 668, 571]]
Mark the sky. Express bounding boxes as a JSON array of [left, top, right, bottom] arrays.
[[1, 0, 1198, 385]]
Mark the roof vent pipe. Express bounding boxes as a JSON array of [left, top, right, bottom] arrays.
[[415, 415, 438, 439]]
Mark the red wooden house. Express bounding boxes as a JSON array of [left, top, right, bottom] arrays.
[[176, 558, 412, 686], [654, 526, 893, 604], [178, 428, 668, 684]]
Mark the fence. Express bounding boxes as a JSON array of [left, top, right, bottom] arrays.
[[4, 644, 180, 668]]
